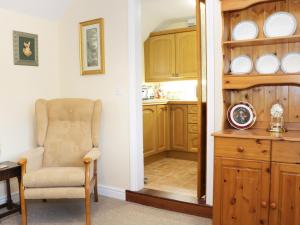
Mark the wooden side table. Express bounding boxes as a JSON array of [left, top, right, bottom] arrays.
[[0, 161, 21, 218]]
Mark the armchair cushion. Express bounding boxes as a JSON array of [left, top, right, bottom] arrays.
[[20, 147, 44, 172], [23, 167, 85, 188]]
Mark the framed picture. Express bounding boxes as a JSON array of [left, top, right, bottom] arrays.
[[79, 18, 105, 75], [13, 31, 38, 66]]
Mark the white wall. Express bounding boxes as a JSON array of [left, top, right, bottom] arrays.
[[205, 0, 223, 205], [58, 0, 131, 191], [0, 8, 60, 195]]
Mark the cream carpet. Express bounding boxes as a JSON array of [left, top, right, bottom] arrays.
[[0, 196, 212, 225]]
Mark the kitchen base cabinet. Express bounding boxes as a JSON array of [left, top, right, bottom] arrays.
[[143, 106, 157, 157], [143, 103, 199, 156], [170, 105, 188, 151], [156, 105, 169, 152]]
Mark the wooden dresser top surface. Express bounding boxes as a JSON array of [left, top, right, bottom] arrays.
[[213, 129, 300, 142]]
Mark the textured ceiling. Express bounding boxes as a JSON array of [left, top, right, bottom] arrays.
[[0, 0, 71, 20]]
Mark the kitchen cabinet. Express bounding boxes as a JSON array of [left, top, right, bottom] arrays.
[[156, 105, 169, 152], [175, 31, 198, 79], [145, 35, 175, 82], [170, 105, 188, 151], [144, 28, 197, 82], [143, 103, 199, 156], [143, 106, 157, 157]]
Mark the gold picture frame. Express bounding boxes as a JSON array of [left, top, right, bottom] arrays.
[[79, 18, 105, 75]]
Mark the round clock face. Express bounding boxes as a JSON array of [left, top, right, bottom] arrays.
[[271, 103, 284, 118], [227, 102, 256, 130]]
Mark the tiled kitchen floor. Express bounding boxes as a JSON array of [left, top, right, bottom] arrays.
[[144, 158, 197, 197]]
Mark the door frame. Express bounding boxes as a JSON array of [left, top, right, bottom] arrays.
[[128, 0, 217, 206]]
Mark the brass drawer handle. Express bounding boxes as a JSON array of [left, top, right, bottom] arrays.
[[270, 202, 277, 209], [237, 146, 245, 152]]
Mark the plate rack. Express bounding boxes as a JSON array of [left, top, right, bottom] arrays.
[[221, 0, 300, 131]]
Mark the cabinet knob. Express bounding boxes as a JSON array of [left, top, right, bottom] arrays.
[[237, 146, 245, 152], [270, 202, 277, 209], [261, 201, 267, 208]]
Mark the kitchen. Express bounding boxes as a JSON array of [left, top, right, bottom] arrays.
[[140, 0, 206, 199]]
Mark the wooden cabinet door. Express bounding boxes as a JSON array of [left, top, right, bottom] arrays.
[[213, 158, 270, 225], [175, 31, 197, 79], [146, 34, 175, 82], [143, 106, 157, 157], [170, 105, 188, 151], [188, 133, 199, 152], [156, 105, 169, 152], [269, 163, 300, 225]]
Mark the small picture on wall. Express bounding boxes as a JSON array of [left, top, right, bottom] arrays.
[[13, 31, 39, 66], [79, 18, 105, 75]]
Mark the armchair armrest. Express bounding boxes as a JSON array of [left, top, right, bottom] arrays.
[[18, 147, 44, 173], [83, 148, 101, 163]]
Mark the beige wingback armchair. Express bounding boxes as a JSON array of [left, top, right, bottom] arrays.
[[18, 99, 101, 225]]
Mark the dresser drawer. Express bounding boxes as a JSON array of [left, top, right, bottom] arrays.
[[188, 114, 198, 124], [215, 137, 271, 161], [188, 105, 198, 114], [188, 124, 198, 133], [272, 141, 300, 164]]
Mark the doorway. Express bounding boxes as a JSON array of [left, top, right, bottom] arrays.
[[140, 0, 207, 202]]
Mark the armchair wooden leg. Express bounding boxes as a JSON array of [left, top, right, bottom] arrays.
[[18, 159, 27, 225], [84, 158, 91, 225], [94, 160, 98, 202]]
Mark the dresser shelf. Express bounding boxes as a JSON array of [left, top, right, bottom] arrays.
[[223, 35, 300, 48], [223, 74, 300, 89]]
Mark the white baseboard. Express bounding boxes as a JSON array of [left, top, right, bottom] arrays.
[[98, 185, 126, 200]]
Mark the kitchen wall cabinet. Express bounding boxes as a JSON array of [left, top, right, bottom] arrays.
[[144, 27, 197, 82], [170, 105, 188, 151], [143, 106, 157, 157], [145, 35, 175, 82], [175, 31, 198, 79]]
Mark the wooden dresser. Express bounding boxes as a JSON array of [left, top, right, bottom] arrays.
[[214, 0, 300, 224], [213, 129, 300, 225]]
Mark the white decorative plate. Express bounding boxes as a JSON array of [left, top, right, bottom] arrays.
[[230, 55, 253, 75], [227, 102, 256, 130], [255, 54, 280, 74], [281, 52, 300, 74], [264, 12, 297, 38], [232, 20, 259, 41]]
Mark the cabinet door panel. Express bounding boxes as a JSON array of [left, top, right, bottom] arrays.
[[156, 105, 169, 151], [170, 105, 188, 151], [175, 31, 197, 79], [270, 163, 300, 225], [143, 106, 157, 156], [213, 158, 270, 225], [188, 133, 199, 152], [147, 34, 175, 82]]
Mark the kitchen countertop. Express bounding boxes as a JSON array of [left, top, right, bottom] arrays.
[[142, 99, 198, 105]]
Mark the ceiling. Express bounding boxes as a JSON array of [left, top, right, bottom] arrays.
[[0, 0, 71, 20], [141, 0, 196, 40]]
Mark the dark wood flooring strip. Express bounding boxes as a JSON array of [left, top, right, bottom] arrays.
[[126, 190, 212, 218]]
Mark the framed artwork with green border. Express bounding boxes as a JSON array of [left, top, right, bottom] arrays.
[[13, 31, 39, 66]]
